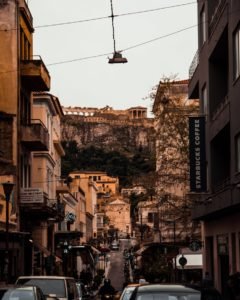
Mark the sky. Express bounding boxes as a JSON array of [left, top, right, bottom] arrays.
[[27, 0, 198, 115]]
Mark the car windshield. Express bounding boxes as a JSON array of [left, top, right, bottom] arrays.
[[135, 293, 201, 300], [121, 287, 136, 300], [17, 279, 66, 298], [0, 288, 35, 300]]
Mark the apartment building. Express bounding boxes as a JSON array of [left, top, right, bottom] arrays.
[[0, 1, 78, 281], [0, 0, 51, 282], [69, 171, 99, 241], [188, 0, 240, 295]]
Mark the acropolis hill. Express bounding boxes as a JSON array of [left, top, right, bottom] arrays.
[[61, 105, 155, 154]]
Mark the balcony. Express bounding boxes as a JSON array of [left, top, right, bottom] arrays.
[[21, 119, 49, 151], [188, 50, 200, 99], [19, 0, 33, 29], [189, 50, 199, 80], [209, 0, 227, 38], [192, 180, 240, 220], [20, 56, 50, 91], [20, 188, 65, 220]]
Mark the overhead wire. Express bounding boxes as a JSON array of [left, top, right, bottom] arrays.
[[0, 1, 196, 31], [47, 24, 197, 66], [0, 0, 198, 70], [34, 1, 196, 29], [0, 22, 197, 70]]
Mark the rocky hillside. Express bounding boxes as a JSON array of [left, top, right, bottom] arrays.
[[61, 113, 156, 188], [61, 116, 155, 156]]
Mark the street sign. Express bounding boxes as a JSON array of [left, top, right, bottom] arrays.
[[189, 240, 202, 252], [179, 256, 187, 267]]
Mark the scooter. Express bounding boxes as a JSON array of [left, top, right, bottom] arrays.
[[101, 293, 114, 300]]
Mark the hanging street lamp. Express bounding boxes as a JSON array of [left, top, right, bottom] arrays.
[[108, 0, 128, 64]]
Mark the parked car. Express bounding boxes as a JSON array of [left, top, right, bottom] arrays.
[[185, 285, 222, 300], [120, 283, 146, 300], [111, 241, 119, 251], [128, 284, 201, 300], [15, 276, 79, 300], [0, 285, 46, 300]]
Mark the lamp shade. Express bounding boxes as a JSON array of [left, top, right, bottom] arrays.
[[108, 52, 128, 64], [2, 182, 14, 198]]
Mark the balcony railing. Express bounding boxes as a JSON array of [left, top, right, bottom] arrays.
[[209, 0, 227, 37], [211, 95, 229, 121], [20, 189, 65, 219], [189, 50, 199, 80], [21, 119, 49, 151], [212, 177, 230, 193], [20, 56, 50, 91]]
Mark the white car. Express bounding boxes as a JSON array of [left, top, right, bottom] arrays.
[[111, 241, 119, 251]]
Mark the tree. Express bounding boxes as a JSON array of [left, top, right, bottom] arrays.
[[61, 144, 155, 189], [149, 76, 200, 241]]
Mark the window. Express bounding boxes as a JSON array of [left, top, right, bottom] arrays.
[[233, 25, 240, 80], [148, 212, 154, 223], [0, 204, 3, 214], [20, 28, 31, 60], [235, 133, 240, 172], [200, 8, 206, 46]]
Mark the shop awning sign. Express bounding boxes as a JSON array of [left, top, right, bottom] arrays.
[[189, 116, 207, 192]]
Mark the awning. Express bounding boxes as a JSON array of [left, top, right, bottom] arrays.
[[32, 240, 62, 262]]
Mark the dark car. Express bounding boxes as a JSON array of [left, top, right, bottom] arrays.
[[0, 285, 46, 300], [15, 276, 79, 300], [185, 285, 222, 300], [129, 284, 201, 300]]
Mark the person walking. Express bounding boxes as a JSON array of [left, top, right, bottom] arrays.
[[98, 278, 116, 300]]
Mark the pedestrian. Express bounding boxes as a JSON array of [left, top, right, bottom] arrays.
[[98, 278, 115, 300], [227, 272, 240, 300], [139, 275, 147, 284], [202, 271, 213, 288]]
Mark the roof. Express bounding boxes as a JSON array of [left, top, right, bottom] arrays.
[[17, 276, 74, 279], [109, 198, 127, 205], [136, 284, 200, 293]]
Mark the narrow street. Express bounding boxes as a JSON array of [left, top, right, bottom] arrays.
[[106, 239, 131, 292]]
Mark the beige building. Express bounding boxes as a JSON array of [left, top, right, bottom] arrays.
[[105, 198, 131, 236], [152, 80, 200, 244], [69, 171, 99, 241]]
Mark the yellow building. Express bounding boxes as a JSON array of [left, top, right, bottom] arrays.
[[69, 171, 99, 241], [18, 93, 67, 273], [0, 0, 51, 281]]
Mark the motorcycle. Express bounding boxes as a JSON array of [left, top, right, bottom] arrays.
[[100, 293, 114, 300]]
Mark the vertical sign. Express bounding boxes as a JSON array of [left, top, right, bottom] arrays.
[[189, 116, 207, 192]]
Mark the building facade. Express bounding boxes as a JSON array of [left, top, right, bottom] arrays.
[[152, 80, 200, 244], [188, 0, 240, 295], [0, 0, 51, 282]]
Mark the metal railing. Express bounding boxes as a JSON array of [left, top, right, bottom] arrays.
[[209, 0, 227, 37], [189, 50, 199, 80]]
